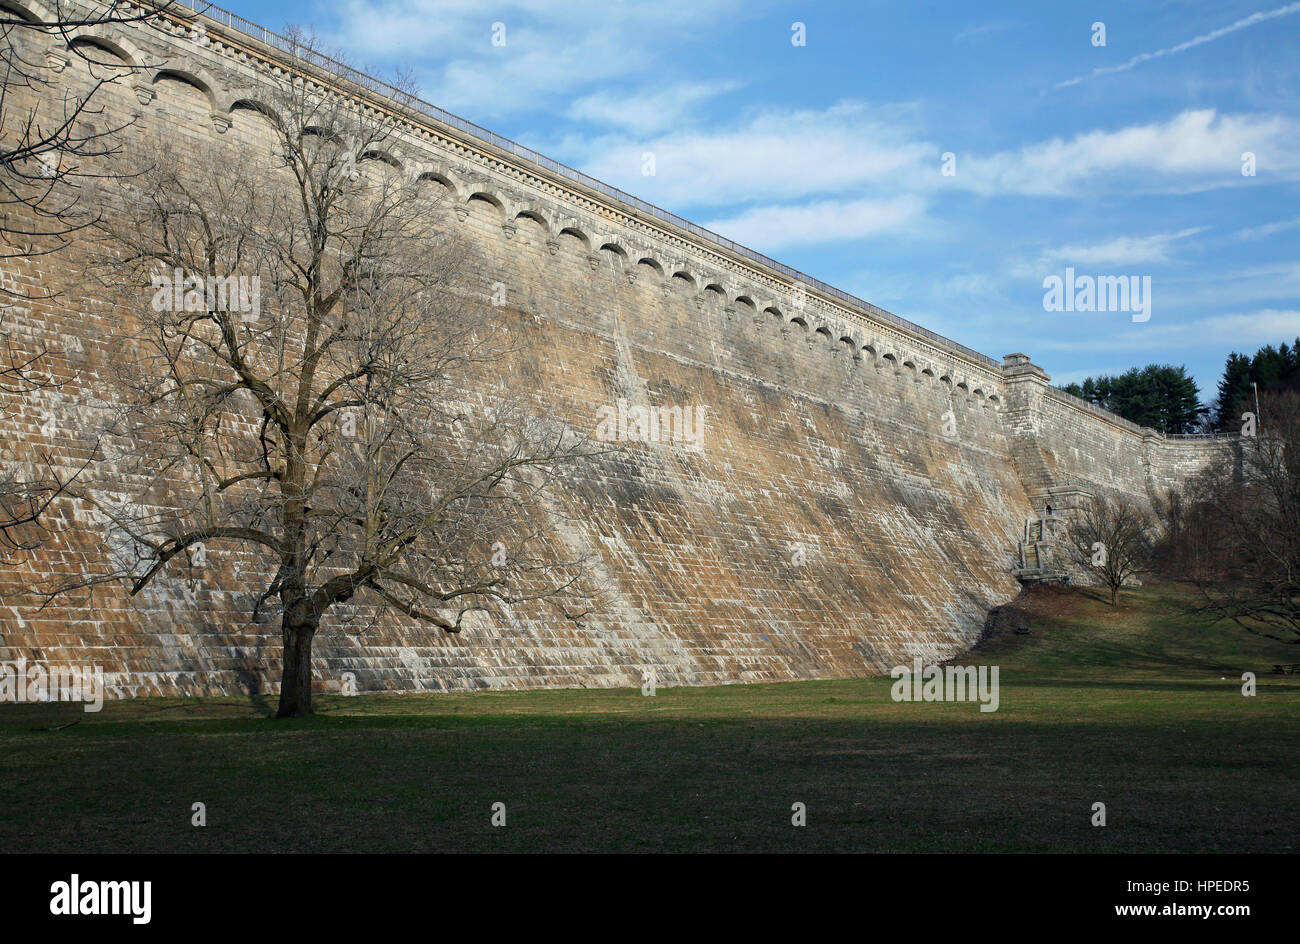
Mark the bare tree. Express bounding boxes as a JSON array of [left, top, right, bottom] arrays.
[[0, 1, 171, 557], [0, 309, 53, 558], [1165, 391, 1300, 644], [64, 49, 602, 716], [0, 0, 170, 253], [1067, 492, 1157, 605], [0, 447, 57, 559]]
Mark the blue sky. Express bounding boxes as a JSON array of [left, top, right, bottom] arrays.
[[222, 0, 1300, 402]]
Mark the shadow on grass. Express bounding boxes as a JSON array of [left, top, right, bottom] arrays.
[[0, 714, 1295, 853]]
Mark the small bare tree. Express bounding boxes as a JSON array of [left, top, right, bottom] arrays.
[[1067, 492, 1156, 605], [65, 48, 601, 716], [1166, 391, 1300, 644]]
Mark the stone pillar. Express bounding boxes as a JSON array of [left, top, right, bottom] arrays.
[[1000, 354, 1054, 504], [1000, 353, 1050, 419]]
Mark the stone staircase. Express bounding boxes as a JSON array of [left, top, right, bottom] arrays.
[[1013, 514, 1071, 585]]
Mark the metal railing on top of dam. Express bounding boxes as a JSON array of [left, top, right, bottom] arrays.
[[163, 0, 1002, 371]]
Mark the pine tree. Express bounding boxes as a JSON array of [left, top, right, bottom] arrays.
[[1215, 353, 1254, 431], [1058, 365, 1204, 433], [1212, 339, 1300, 430]]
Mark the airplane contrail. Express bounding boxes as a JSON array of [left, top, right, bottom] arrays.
[[1057, 2, 1300, 88]]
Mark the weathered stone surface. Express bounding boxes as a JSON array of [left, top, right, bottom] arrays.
[[0, 4, 1229, 699]]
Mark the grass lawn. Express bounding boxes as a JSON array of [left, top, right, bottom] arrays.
[[2, 582, 1296, 853]]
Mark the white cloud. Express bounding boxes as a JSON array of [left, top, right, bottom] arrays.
[[326, 0, 755, 115], [1156, 263, 1300, 311], [955, 110, 1300, 196], [1057, 2, 1300, 88], [569, 101, 932, 209], [1235, 217, 1300, 240], [333, 0, 746, 56], [555, 105, 1298, 221], [431, 34, 650, 115], [702, 195, 927, 249], [927, 272, 1006, 299], [1036, 309, 1300, 353], [1035, 227, 1209, 268], [566, 82, 740, 133]]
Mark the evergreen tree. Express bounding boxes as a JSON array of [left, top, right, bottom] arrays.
[[1058, 365, 1204, 433], [1109, 365, 1203, 434], [1212, 338, 1300, 430], [1083, 376, 1100, 404], [1215, 352, 1253, 430]]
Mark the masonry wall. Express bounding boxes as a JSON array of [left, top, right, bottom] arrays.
[[0, 4, 1226, 699]]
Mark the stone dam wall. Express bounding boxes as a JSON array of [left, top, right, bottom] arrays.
[[0, 2, 1230, 698]]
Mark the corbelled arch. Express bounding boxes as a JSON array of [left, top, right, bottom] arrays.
[[703, 280, 728, 302], [595, 237, 630, 262], [297, 124, 348, 147], [0, 0, 55, 23], [358, 148, 404, 173], [65, 29, 145, 66], [416, 169, 463, 201], [151, 66, 221, 113], [513, 202, 554, 234], [465, 189, 506, 212], [227, 96, 285, 130], [556, 221, 593, 248], [669, 267, 697, 291]]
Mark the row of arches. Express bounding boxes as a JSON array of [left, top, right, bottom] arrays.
[[426, 187, 1005, 405], [37, 6, 1005, 405], [527, 228, 1004, 405]]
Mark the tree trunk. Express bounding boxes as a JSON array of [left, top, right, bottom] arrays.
[[276, 614, 318, 718], [1110, 584, 1118, 605]]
